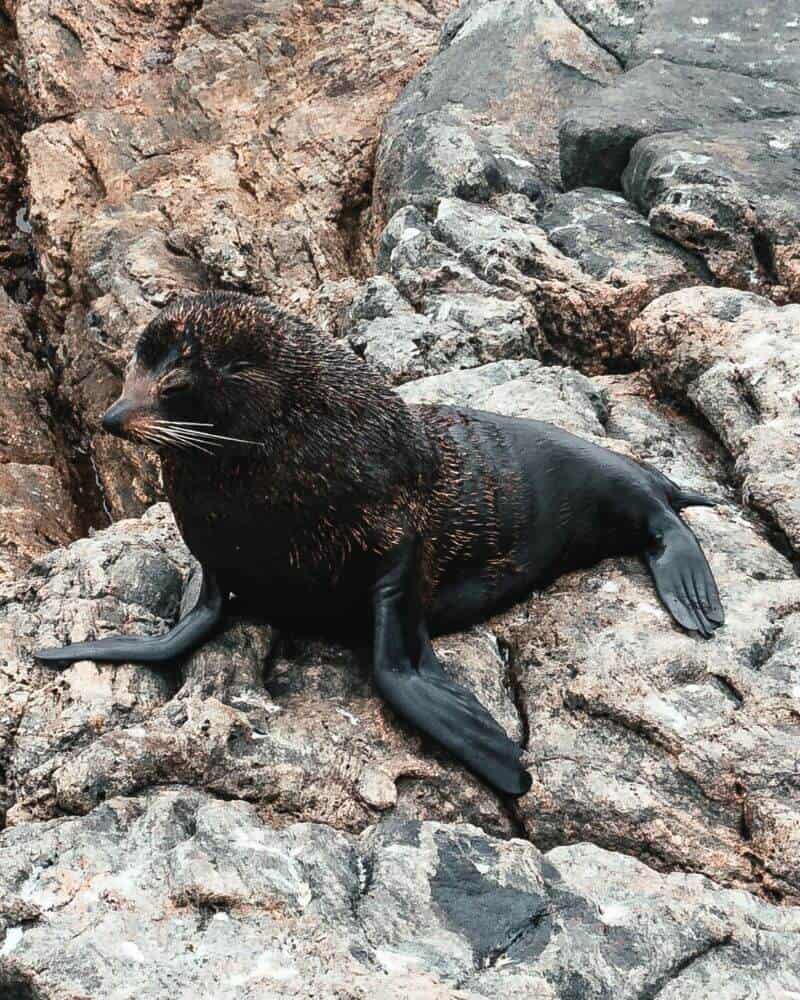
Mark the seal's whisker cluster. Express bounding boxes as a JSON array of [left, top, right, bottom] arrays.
[[151, 419, 264, 449], [135, 423, 215, 455]]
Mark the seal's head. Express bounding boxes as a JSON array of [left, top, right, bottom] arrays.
[[101, 292, 283, 455]]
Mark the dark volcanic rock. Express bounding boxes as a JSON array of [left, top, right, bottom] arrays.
[[540, 186, 709, 287], [560, 58, 800, 190], [630, 0, 800, 85], [374, 0, 619, 226], [623, 116, 800, 300]]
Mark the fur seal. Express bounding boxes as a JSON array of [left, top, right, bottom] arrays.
[[36, 292, 724, 796]]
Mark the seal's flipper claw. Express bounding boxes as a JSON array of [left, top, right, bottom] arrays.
[[374, 665, 531, 796], [644, 509, 724, 638]]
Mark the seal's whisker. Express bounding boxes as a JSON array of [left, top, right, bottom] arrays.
[[152, 420, 216, 428], [138, 425, 215, 455], [163, 427, 264, 447], [150, 418, 261, 448], [155, 426, 221, 449]]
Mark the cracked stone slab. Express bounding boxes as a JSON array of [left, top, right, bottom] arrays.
[[560, 58, 800, 190], [1, 792, 798, 998], [623, 116, 800, 300], [632, 285, 800, 553], [555, 0, 654, 63], [539, 186, 709, 288]]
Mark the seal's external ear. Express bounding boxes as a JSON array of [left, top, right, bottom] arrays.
[[371, 536, 532, 797]]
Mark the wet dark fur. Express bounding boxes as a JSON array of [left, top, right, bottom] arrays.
[[140, 292, 721, 640], [36, 292, 724, 797]]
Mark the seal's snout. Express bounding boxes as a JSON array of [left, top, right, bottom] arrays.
[[101, 398, 135, 437]]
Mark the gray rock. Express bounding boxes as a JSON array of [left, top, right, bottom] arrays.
[[348, 309, 534, 386], [632, 285, 800, 553], [374, 0, 619, 225], [398, 359, 541, 407], [623, 116, 800, 299], [540, 186, 709, 286], [350, 191, 707, 380], [561, 58, 800, 190], [0, 504, 193, 826], [1, 793, 798, 998], [630, 0, 800, 86]]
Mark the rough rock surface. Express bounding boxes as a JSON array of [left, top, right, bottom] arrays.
[[15, 0, 456, 520], [3, 793, 799, 999], [629, 0, 800, 83], [3, 0, 800, 995], [561, 58, 800, 191], [623, 118, 800, 300], [0, 289, 79, 580], [374, 0, 619, 224], [347, 191, 706, 377], [633, 286, 800, 552]]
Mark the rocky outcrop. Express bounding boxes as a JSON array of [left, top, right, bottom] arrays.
[[3, 0, 800, 994], [374, 0, 619, 225], [560, 1, 800, 303], [2, 792, 799, 998], [15, 0, 456, 520], [346, 192, 706, 376]]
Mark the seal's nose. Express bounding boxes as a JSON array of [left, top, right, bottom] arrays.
[[101, 398, 135, 437]]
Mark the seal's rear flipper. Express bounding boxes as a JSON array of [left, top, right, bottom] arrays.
[[371, 535, 531, 797], [644, 508, 724, 639], [374, 665, 531, 796]]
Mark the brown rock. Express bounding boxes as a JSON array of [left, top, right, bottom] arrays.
[[17, 0, 457, 518], [0, 290, 79, 579], [632, 286, 800, 552]]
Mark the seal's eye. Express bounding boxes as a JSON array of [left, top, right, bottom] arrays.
[[160, 377, 192, 398]]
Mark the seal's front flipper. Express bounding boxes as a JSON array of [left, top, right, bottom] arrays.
[[35, 566, 225, 667], [371, 537, 531, 797], [644, 508, 724, 639]]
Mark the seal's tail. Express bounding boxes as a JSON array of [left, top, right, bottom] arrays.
[[644, 507, 724, 639]]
